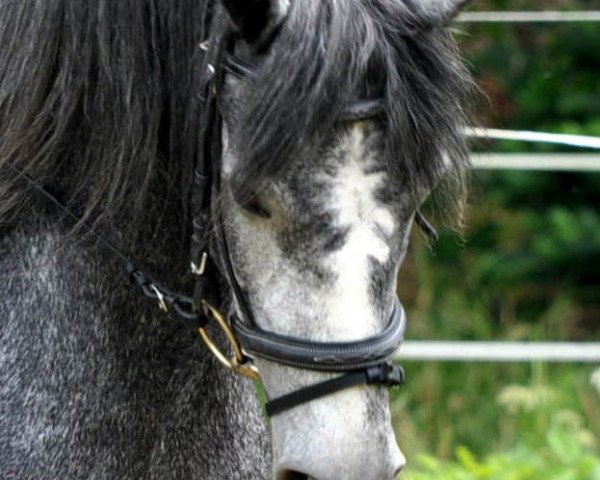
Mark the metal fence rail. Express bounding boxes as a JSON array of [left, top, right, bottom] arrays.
[[466, 128, 600, 171], [471, 153, 600, 172], [395, 342, 600, 363], [457, 11, 600, 23], [466, 128, 600, 150]]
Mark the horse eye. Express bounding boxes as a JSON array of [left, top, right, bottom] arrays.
[[240, 194, 271, 219]]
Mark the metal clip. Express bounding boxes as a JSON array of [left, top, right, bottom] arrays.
[[198, 301, 260, 380], [191, 251, 208, 276], [149, 284, 168, 312]]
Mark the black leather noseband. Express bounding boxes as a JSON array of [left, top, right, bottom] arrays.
[[231, 300, 406, 372], [238, 303, 407, 417]]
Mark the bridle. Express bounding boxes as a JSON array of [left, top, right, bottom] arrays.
[[7, 36, 440, 418], [179, 38, 410, 417]]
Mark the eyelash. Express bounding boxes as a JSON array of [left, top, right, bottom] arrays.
[[240, 195, 271, 219]]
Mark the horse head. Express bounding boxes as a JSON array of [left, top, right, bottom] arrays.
[[202, 1, 473, 478]]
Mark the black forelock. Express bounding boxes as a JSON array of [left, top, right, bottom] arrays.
[[210, 0, 473, 221]]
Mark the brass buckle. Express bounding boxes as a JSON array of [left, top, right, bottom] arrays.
[[198, 301, 260, 380]]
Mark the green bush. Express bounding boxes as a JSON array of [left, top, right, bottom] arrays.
[[404, 411, 600, 479], [400, 369, 600, 479], [406, 440, 600, 480]]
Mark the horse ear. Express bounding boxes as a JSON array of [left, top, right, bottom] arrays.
[[221, 0, 290, 44], [412, 0, 472, 26]]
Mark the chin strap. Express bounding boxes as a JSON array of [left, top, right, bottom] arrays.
[[265, 362, 405, 417]]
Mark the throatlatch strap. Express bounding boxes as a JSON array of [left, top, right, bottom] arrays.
[[264, 362, 405, 417]]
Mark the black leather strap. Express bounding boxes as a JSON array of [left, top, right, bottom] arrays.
[[224, 53, 256, 79], [231, 300, 407, 371], [265, 362, 405, 416], [127, 263, 207, 329]]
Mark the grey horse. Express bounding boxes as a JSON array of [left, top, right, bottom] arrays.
[[0, 0, 473, 478]]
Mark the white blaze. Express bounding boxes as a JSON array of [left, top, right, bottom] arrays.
[[321, 125, 395, 340]]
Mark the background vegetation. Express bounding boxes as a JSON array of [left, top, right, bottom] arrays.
[[393, 1, 600, 477]]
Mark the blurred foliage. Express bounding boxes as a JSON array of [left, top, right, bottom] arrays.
[[403, 370, 600, 479], [391, 1, 600, 475], [462, 0, 600, 143]]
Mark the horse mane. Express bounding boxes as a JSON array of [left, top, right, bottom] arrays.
[[0, 0, 472, 230], [0, 0, 212, 228]]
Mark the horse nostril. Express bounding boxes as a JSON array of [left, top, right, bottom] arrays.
[[392, 463, 405, 478], [277, 469, 311, 480]]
